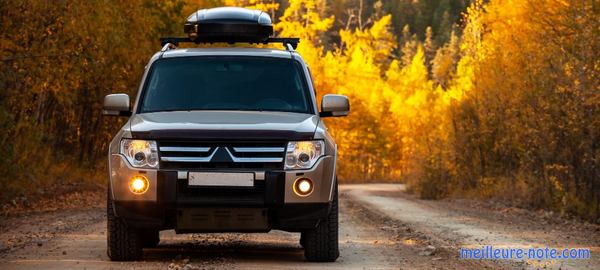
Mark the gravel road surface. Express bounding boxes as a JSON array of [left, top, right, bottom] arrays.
[[1, 184, 598, 269]]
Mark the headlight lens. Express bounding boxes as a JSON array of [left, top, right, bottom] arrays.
[[120, 139, 159, 169], [285, 141, 325, 170]]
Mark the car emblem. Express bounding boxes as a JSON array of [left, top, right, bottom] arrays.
[[209, 147, 234, 162]]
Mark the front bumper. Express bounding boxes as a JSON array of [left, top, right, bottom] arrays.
[[113, 201, 331, 232], [108, 154, 336, 232]]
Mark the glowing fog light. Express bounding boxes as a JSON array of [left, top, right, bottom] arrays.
[[129, 175, 149, 194], [293, 178, 314, 197]]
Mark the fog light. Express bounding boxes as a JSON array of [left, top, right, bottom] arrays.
[[129, 175, 149, 195], [293, 178, 314, 197]]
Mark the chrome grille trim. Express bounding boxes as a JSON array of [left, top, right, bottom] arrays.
[[231, 157, 283, 162], [159, 146, 211, 152], [225, 148, 283, 162], [161, 156, 213, 162], [160, 147, 284, 163], [161, 148, 217, 163], [232, 147, 285, 153], [158, 141, 286, 169]]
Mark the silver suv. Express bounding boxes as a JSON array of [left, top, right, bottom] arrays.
[[102, 7, 349, 262]]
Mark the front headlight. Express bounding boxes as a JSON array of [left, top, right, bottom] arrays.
[[285, 141, 325, 170], [120, 139, 159, 169]]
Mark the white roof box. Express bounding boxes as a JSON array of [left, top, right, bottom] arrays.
[[184, 7, 273, 43]]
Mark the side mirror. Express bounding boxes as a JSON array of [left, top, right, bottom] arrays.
[[320, 94, 350, 117], [103, 94, 131, 116]]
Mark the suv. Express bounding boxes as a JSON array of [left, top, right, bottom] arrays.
[[102, 7, 349, 262]]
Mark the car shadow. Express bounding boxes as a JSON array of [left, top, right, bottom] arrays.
[[142, 237, 306, 263]]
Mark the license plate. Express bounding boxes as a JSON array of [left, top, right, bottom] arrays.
[[188, 172, 254, 187]]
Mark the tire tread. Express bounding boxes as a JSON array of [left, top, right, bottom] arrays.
[[303, 183, 339, 262], [107, 190, 143, 261]]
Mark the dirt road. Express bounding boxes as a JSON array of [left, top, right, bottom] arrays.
[[1, 184, 598, 269]]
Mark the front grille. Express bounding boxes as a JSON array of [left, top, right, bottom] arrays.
[[176, 179, 266, 206], [158, 141, 286, 170]]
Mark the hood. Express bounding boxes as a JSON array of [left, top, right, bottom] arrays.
[[129, 111, 318, 141]]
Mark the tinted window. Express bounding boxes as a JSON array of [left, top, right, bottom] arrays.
[[139, 57, 311, 114]]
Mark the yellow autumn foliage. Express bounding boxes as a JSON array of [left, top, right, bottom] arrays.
[[0, 0, 598, 221]]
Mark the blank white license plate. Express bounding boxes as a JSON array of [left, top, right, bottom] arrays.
[[188, 172, 254, 187]]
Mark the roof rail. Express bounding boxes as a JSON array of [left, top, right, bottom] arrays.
[[159, 37, 300, 51]]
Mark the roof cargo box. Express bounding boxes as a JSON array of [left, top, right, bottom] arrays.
[[184, 7, 273, 43]]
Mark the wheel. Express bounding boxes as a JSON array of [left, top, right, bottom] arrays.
[[302, 183, 339, 262], [141, 229, 160, 247], [107, 189, 143, 261]]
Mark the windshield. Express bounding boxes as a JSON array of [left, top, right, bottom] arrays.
[[139, 57, 312, 114]]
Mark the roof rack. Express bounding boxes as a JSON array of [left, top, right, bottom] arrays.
[[159, 37, 300, 50]]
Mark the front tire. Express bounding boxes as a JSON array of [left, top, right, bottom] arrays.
[[107, 190, 143, 261], [302, 183, 339, 262]]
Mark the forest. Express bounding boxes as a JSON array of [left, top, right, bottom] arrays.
[[1, 0, 598, 222]]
